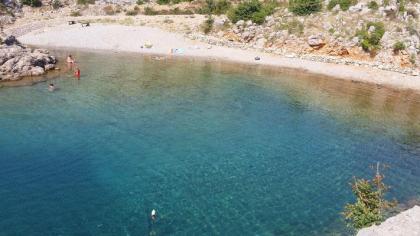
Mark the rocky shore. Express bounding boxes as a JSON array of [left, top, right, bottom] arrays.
[[357, 205, 420, 236], [186, 16, 420, 77], [0, 36, 57, 81]]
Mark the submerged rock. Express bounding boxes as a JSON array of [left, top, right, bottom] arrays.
[[0, 36, 57, 81]]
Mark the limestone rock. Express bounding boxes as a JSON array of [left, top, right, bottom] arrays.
[[255, 38, 267, 49], [357, 206, 420, 236], [308, 35, 325, 49], [0, 36, 57, 81]]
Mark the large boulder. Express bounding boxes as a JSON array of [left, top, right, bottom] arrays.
[[308, 35, 326, 49]]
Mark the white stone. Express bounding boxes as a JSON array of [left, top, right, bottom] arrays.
[[357, 206, 420, 236]]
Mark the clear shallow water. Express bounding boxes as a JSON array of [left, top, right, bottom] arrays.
[[0, 50, 420, 235]]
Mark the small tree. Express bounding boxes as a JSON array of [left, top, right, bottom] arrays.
[[201, 14, 214, 34], [356, 22, 385, 52], [343, 163, 397, 230]]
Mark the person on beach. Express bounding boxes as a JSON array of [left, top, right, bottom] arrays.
[[74, 67, 80, 79], [151, 209, 157, 222], [48, 83, 55, 92], [67, 54, 75, 64]]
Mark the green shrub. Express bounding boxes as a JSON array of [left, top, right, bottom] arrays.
[[144, 6, 158, 15], [214, 0, 231, 14], [77, 0, 94, 4], [201, 16, 214, 34], [289, 0, 322, 15], [126, 9, 138, 15], [356, 22, 385, 52], [157, 0, 170, 4], [21, 0, 42, 7], [277, 19, 304, 35], [339, 0, 356, 10], [327, 0, 338, 10], [227, 0, 276, 24], [342, 163, 397, 230], [201, 0, 231, 15], [368, 1, 378, 10], [327, 0, 357, 11], [228, 0, 261, 23], [70, 10, 81, 16], [409, 53, 416, 64], [398, 0, 405, 12], [136, 0, 144, 4], [393, 41, 406, 53], [169, 7, 194, 14]]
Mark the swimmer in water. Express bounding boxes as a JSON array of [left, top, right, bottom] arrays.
[[48, 83, 55, 92], [151, 209, 157, 221], [74, 67, 80, 79]]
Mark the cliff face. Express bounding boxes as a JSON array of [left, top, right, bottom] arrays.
[[357, 205, 420, 236]]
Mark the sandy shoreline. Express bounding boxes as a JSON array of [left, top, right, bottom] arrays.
[[16, 23, 420, 91]]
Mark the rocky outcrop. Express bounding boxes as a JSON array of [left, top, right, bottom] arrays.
[[357, 206, 420, 236], [0, 36, 57, 81]]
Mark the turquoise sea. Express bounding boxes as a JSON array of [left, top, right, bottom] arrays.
[[0, 50, 419, 235]]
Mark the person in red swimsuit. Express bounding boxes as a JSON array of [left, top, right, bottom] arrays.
[[74, 67, 80, 79]]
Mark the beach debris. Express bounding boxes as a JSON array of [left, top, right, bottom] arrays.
[[144, 41, 153, 49], [206, 45, 212, 49], [254, 56, 261, 61], [170, 48, 184, 54]]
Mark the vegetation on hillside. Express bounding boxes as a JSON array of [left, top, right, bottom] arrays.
[[21, 0, 42, 7], [199, 0, 231, 15], [343, 163, 397, 230], [227, 0, 277, 24], [356, 22, 385, 52], [393, 41, 406, 53], [327, 0, 358, 11], [77, 0, 95, 5], [288, 0, 322, 15], [367, 1, 379, 10]]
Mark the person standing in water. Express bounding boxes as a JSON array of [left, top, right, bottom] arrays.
[[67, 54, 75, 64], [74, 67, 81, 79]]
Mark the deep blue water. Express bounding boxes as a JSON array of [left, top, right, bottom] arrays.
[[0, 51, 419, 235]]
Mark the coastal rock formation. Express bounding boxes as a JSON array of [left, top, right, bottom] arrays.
[[357, 205, 420, 236], [0, 36, 57, 81]]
